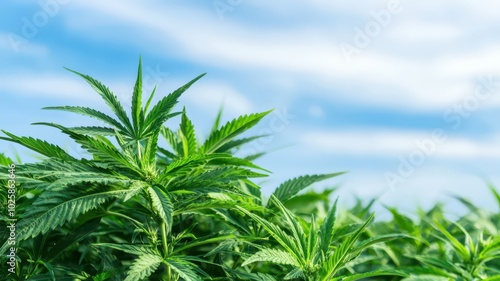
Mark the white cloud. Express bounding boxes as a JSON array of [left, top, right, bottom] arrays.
[[183, 82, 253, 116], [0, 72, 136, 106], [387, 21, 462, 43], [0, 74, 97, 101], [59, 0, 500, 113], [301, 129, 500, 158], [437, 47, 500, 77], [301, 165, 500, 218], [308, 105, 324, 118], [247, 0, 397, 16], [67, 1, 339, 74]]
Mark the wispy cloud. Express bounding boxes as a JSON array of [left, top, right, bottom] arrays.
[[183, 81, 254, 116], [59, 0, 500, 113], [0, 72, 136, 106], [300, 129, 500, 158]]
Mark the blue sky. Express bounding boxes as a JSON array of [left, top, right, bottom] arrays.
[[2, 0, 500, 217]]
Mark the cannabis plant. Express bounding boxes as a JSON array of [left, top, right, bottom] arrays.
[[0, 58, 271, 280], [2, 58, 499, 281]]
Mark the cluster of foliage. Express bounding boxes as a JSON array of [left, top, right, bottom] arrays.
[[1, 60, 500, 280]]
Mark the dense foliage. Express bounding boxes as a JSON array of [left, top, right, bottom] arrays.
[[1, 59, 499, 280]]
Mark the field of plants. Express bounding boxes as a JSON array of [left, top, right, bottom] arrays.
[[1, 60, 499, 280]]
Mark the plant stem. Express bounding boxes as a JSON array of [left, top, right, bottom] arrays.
[[161, 221, 169, 256], [106, 211, 143, 228], [137, 140, 142, 161], [172, 234, 236, 254], [165, 262, 172, 281]]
